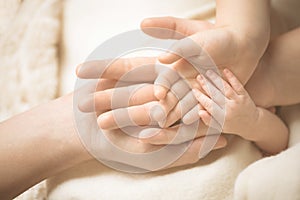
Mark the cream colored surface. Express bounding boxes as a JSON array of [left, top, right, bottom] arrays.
[[47, 137, 261, 200], [50, 0, 300, 199], [0, 0, 299, 199], [0, 0, 61, 199], [234, 105, 300, 200], [0, 0, 60, 121], [58, 0, 214, 95], [49, 1, 260, 200]]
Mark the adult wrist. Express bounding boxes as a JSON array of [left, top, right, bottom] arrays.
[[50, 94, 93, 165]]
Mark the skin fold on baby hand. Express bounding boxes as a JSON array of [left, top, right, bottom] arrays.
[[193, 69, 259, 136], [193, 69, 288, 154]]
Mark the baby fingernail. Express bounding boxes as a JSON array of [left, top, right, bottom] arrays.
[[192, 89, 196, 95], [197, 75, 203, 82], [206, 70, 215, 77], [192, 89, 199, 96], [150, 105, 166, 122], [158, 120, 167, 128]]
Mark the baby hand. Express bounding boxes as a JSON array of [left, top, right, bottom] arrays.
[[193, 69, 259, 140]]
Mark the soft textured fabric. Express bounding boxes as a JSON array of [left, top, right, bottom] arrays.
[[234, 105, 300, 200], [58, 0, 215, 95], [0, 0, 299, 199], [0, 0, 61, 199], [48, 1, 261, 200], [48, 0, 300, 199], [47, 137, 261, 200], [0, 0, 60, 121]]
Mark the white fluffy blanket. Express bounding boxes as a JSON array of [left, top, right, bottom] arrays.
[[47, 137, 261, 200], [0, 0, 61, 199], [234, 105, 300, 200], [0, 0, 60, 121], [0, 0, 299, 199], [48, 0, 300, 199]]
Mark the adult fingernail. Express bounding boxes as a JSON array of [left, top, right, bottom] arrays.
[[158, 52, 171, 61], [139, 128, 160, 139], [97, 113, 111, 129]]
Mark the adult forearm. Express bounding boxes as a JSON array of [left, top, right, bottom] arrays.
[[215, 0, 271, 84], [246, 27, 300, 107], [267, 27, 300, 106], [0, 94, 91, 199], [216, 0, 270, 38]]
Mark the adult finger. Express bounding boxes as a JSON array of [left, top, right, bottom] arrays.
[[167, 135, 227, 169], [78, 84, 157, 113], [102, 128, 226, 171], [158, 31, 219, 69], [172, 58, 200, 79], [140, 120, 221, 145], [97, 101, 160, 130], [141, 17, 214, 39], [154, 61, 180, 99], [95, 79, 118, 91], [76, 57, 157, 81], [158, 34, 205, 64]]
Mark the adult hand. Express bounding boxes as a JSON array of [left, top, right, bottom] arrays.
[[75, 58, 227, 171], [141, 17, 268, 127], [98, 127, 227, 171]]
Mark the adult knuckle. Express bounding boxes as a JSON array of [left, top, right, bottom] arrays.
[[129, 93, 139, 105], [202, 99, 211, 109], [123, 58, 133, 73], [239, 95, 247, 102]]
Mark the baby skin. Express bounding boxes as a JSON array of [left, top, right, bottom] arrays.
[[193, 68, 288, 154]]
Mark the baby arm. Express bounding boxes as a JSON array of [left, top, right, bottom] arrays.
[[193, 69, 288, 154]]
